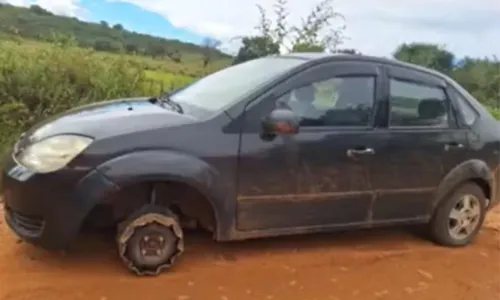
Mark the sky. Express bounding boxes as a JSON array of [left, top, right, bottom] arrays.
[[2, 0, 500, 58]]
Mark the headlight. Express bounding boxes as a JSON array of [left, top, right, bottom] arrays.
[[17, 134, 93, 173]]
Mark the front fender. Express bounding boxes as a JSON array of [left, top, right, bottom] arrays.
[[79, 150, 233, 238], [97, 150, 220, 194], [432, 159, 494, 210]]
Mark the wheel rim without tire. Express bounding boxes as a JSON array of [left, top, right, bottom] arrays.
[[135, 227, 175, 268], [118, 213, 184, 276], [448, 194, 481, 240]]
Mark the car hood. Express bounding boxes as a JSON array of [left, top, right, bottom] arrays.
[[20, 97, 198, 145]]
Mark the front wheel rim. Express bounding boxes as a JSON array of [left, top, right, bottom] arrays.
[[118, 213, 184, 276], [447, 194, 481, 240], [135, 228, 175, 268]]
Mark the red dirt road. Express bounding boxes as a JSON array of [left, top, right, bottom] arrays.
[[1, 206, 499, 300]]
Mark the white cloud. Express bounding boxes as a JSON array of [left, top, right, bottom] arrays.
[[35, 0, 84, 18], [106, 0, 500, 58], [0, 0, 29, 6], [1, 0, 85, 18]]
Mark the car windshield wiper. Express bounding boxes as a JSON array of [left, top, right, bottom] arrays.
[[151, 92, 184, 114]]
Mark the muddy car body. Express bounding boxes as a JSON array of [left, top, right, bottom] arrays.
[[2, 53, 500, 275]]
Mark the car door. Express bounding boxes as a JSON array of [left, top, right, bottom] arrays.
[[236, 61, 385, 231], [370, 65, 470, 221]]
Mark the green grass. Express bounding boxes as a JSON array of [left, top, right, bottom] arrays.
[[1, 38, 232, 76], [488, 107, 500, 120], [143, 70, 196, 95]]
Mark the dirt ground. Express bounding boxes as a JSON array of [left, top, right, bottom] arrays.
[[0, 206, 499, 300]]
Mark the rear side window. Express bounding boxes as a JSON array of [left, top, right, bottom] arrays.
[[389, 79, 449, 128], [450, 89, 479, 126]]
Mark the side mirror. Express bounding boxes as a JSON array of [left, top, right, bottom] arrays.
[[262, 108, 300, 136]]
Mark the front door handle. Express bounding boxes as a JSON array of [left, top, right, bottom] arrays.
[[444, 142, 464, 151], [347, 148, 375, 157]]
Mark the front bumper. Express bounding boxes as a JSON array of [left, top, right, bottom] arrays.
[[2, 155, 117, 250]]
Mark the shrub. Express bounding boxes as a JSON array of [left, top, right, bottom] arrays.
[[0, 41, 161, 160], [143, 70, 196, 94], [488, 106, 500, 120]]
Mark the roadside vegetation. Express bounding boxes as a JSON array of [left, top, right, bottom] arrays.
[[0, 0, 499, 166]]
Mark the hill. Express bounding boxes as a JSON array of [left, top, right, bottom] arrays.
[[0, 3, 230, 59]]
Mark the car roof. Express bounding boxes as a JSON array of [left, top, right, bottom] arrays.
[[279, 52, 451, 82]]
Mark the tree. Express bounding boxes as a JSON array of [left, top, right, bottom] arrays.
[[113, 24, 124, 31], [100, 21, 109, 27], [233, 0, 347, 64], [93, 39, 113, 51], [288, 0, 346, 52], [166, 49, 182, 63], [452, 56, 500, 107], [44, 32, 78, 47], [233, 36, 280, 65], [393, 43, 455, 74], [125, 43, 138, 53], [29, 5, 52, 16], [149, 44, 166, 57], [201, 37, 222, 67], [93, 39, 123, 52], [392, 42, 500, 111]]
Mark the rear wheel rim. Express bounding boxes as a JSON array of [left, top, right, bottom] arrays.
[[447, 194, 481, 240]]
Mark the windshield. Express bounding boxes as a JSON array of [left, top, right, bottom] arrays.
[[169, 57, 305, 112]]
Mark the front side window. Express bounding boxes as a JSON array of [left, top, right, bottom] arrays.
[[276, 76, 375, 127], [389, 79, 449, 128], [170, 57, 305, 112]]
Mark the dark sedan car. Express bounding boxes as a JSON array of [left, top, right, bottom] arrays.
[[2, 53, 499, 276]]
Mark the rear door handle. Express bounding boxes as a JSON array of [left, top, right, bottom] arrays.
[[347, 148, 375, 157], [444, 142, 464, 151]]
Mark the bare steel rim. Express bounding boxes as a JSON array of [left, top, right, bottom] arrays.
[[118, 213, 184, 276], [447, 194, 482, 240]]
